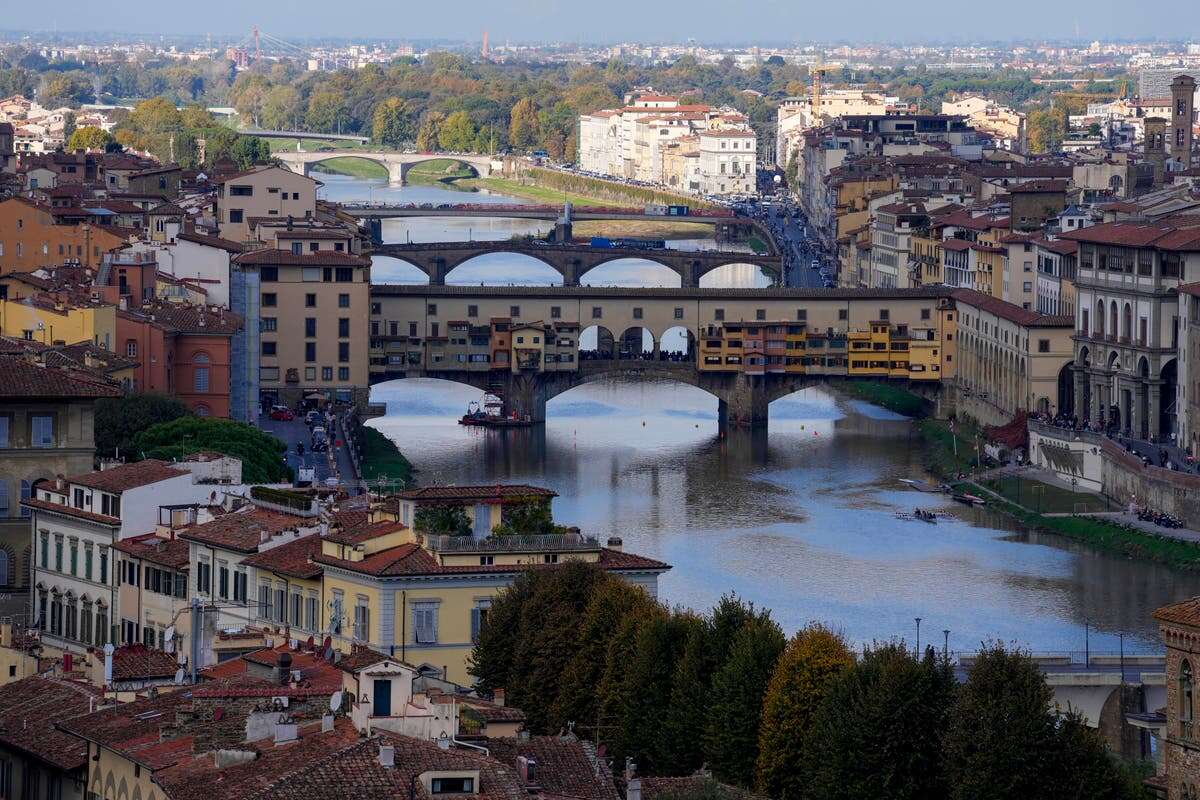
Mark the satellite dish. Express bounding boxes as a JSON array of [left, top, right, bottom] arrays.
[[329, 690, 343, 712], [174, 668, 185, 685]]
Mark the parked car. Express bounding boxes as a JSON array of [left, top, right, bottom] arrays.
[[269, 405, 294, 421], [304, 410, 322, 426]]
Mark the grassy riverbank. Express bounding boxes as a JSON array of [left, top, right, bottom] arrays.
[[460, 175, 618, 206], [911, 417, 1200, 568], [358, 426, 413, 487], [407, 158, 477, 182], [834, 381, 930, 418]]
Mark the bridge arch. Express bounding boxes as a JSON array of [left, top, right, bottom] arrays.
[[443, 251, 565, 286], [659, 325, 695, 359], [579, 325, 616, 359], [618, 326, 656, 358], [578, 257, 682, 288], [278, 150, 493, 185]]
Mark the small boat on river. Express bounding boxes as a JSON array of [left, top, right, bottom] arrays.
[[459, 395, 532, 429], [952, 492, 987, 507], [899, 478, 943, 493]]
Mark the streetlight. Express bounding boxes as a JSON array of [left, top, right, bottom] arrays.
[[915, 617, 922, 654]]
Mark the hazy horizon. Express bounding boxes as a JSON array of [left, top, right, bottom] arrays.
[[3, 0, 1200, 46]]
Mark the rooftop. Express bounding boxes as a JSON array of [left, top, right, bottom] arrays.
[[108, 644, 180, 682], [240, 533, 325, 580], [396, 484, 558, 505], [232, 248, 369, 267], [178, 507, 312, 554], [0, 677, 101, 771], [0, 354, 123, 399], [113, 534, 191, 570], [951, 288, 1073, 328], [67, 459, 189, 494]]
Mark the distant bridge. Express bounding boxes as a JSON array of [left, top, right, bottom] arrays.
[[343, 204, 778, 254], [276, 150, 494, 184], [239, 128, 371, 145], [371, 240, 782, 286]]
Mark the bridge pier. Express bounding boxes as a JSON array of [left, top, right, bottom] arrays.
[[499, 373, 550, 423], [715, 373, 770, 430], [390, 162, 407, 185]]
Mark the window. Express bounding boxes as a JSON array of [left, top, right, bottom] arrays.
[[1037, 339, 1050, 353], [233, 570, 247, 603], [230, 185, 253, 196], [99, 548, 108, 584], [335, 268, 353, 283], [338, 293, 350, 307], [262, 317, 278, 333], [262, 341, 277, 357], [31, 415, 54, 447], [322, 367, 333, 380], [431, 778, 475, 794], [260, 266, 278, 282], [291, 242, 303, 255], [550, 306, 561, 319], [330, 590, 343, 634], [0, 416, 7, 448], [715, 308, 725, 321], [838, 309, 848, 321], [1182, 659, 1195, 724], [756, 309, 766, 321], [54, 536, 63, 572], [470, 599, 492, 643], [306, 342, 316, 362], [69, 539, 78, 576], [427, 303, 438, 315], [510, 305, 521, 317], [633, 307, 643, 320], [194, 365, 209, 393], [306, 293, 317, 307], [218, 564, 229, 599], [371, 302, 382, 315], [338, 318, 350, 337], [413, 602, 438, 644], [338, 367, 350, 381], [592, 307, 602, 319], [353, 599, 370, 640], [84, 543, 93, 580], [675, 307, 685, 320], [258, 584, 272, 621], [338, 342, 350, 362], [274, 587, 286, 623], [126, 340, 138, 358], [262, 293, 277, 307], [305, 318, 317, 337], [20, 481, 30, 519], [291, 593, 303, 627], [196, 560, 211, 594], [228, 209, 244, 223]]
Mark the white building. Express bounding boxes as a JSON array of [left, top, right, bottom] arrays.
[[697, 129, 756, 196]]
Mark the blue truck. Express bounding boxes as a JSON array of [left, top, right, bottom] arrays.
[[589, 237, 666, 250]]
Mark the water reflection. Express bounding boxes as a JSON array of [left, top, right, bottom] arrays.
[[370, 378, 1200, 654]]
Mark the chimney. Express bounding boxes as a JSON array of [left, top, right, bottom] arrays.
[[627, 779, 642, 800], [55, 474, 65, 491], [492, 688, 505, 707], [518, 756, 537, 784], [606, 537, 623, 552], [321, 713, 334, 733], [274, 651, 293, 685], [274, 717, 298, 744], [378, 744, 395, 768]]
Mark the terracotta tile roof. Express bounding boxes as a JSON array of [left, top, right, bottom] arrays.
[[330, 645, 394, 673], [240, 534, 324, 579], [1007, 179, 1068, 193], [0, 677, 102, 770], [148, 202, 186, 216], [950, 288, 1073, 328], [316, 545, 668, 578], [427, 691, 526, 724], [22, 497, 121, 526], [940, 238, 973, 252], [156, 718, 361, 800], [176, 230, 243, 252], [1035, 239, 1078, 256], [1058, 221, 1200, 251], [396, 484, 558, 504], [0, 354, 123, 399], [119, 302, 242, 336], [486, 737, 619, 800], [1179, 282, 1200, 298], [179, 508, 311, 553], [113, 534, 191, 569], [233, 248, 369, 267], [68, 459, 189, 493], [323, 518, 407, 546], [109, 644, 180, 682], [248, 731, 529, 800], [1154, 597, 1200, 628]]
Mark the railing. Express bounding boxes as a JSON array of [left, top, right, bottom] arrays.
[[422, 533, 599, 553]]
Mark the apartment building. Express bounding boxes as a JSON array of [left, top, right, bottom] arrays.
[[776, 89, 902, 167], [313, 485, 669, 684], [953, 288, 1074, 422], [941, 95, 1026, 153], [0, 354, 120, 594], [0, 196, 130, 272], [870, 202, 930, 289], [1061, 221, 1200, 439], [233, 249, 372, 410], [577, 92, 758, 196], [1034, 239, 1079, 317], [213, 165, 320, 244]]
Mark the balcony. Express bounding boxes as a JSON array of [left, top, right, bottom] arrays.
[[1182, 719, 1196, 742], [422, 532, 601, 553]]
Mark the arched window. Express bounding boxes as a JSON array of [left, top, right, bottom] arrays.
[[195, 404, 210, 418], [1182, 659, 1194, 724]]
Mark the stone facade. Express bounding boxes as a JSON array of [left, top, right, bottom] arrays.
[[1158, 610, 1200, 800]]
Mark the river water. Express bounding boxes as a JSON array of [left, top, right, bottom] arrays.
[[330, 172, 1200, 654]]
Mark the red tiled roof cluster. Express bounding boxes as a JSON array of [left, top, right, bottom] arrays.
[[0, 677, 102, 770], [69, 459, 189, 493], [240, 533, 324, 579], [1154, 597, 1200, 628], [114, 534, 191, 569], [0, 354, 123, 399], [315, 544, 669, 578], [1059, 221, 1200, 251], [951, 288, 1073, 328], [109, 644, 180, 681], [179, 508, 311, 553], [487, 737, 619, 800]]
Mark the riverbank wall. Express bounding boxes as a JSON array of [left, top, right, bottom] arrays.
[[1029, 421, 1200, 527], [506, 162, 717, 209]]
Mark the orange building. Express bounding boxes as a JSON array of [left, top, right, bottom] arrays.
[[0, 197, 131, 272], [115, 302, 240, 418]]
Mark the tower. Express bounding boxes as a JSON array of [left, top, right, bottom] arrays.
[[482, 30, 489, 59], [1145, 117, 1167, 184], [1170, 74, 1195, 168]]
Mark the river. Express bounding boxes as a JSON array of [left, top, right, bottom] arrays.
[[327, 172, 1200, 654]]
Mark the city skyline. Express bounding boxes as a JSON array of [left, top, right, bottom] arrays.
[[3, 0, 1200, 45]]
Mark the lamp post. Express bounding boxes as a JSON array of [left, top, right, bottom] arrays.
[[915, 617, 922, 654]]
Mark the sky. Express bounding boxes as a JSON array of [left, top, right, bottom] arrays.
[[5, 0, 1200, 45]]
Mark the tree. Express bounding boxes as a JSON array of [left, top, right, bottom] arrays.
[[468, 569, 541, 693], [943, 643, 1137, 800], [414, 505, 471, 536], [703, 615, 786, 788], [756, 625, 855, 800], [803, 644, 956, 800], [132, 417, 290, 483], [439, 111, 477, 152], [659, 621, 715, 773], [1027, 108, 1063, 154], [415, 111, 444, 152], [305, 90, 349, 134], [509, 97, 540, 150], [491, 501, 563, 536], [229, 135, 272, 168], [261, 85, 302, 131], [372, 97, 411, 148], [67, 126, 114, 152], [95, 393, 190, 459], [550, 576, 652, 736], [62, 111, 76, 142]]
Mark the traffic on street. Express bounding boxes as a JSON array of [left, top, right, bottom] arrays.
[[734, 195, 836, 289]]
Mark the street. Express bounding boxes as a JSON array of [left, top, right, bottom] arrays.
[[258, 412, 358, 489], [740, 199, 834, 289]]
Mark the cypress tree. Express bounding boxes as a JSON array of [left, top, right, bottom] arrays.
[[659, 622, 717, 773]]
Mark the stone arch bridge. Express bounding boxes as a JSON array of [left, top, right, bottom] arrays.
[[371, 241, 783, 286], [275, 150, 493, 184]]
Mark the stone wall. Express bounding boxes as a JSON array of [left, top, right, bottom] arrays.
[[167, 692, 328, 753]]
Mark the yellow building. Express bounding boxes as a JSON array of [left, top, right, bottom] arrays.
[[314, 486, 669, 685], [0, 293, 116, 349]]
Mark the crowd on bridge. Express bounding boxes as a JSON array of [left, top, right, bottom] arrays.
[[579, 348, 693, 362], [1031, 411, 1199, 474]]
